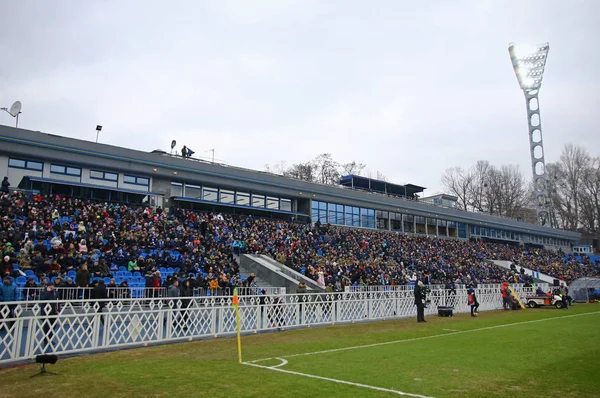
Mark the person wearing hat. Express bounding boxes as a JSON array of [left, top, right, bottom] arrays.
[[414, 280, 426, 323]]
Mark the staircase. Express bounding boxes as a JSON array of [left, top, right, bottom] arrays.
[[239, 254, 325, 293], [238, 261, 279, 290]]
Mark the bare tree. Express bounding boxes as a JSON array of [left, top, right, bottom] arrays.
[[497, 165, 530, 218], [268, 154, 368, 185], [549, 144, 591, 230], [264, 161, 288, 175], [580, 156, 600, 235], [441, 167, 473, 211], [283, 162, 316, 182], [341, 161, 366, 176], [469, 160, 491, 212], [313, 153, 340, 185]]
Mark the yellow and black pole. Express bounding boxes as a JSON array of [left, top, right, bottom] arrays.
[[233, 287, 243, 363]]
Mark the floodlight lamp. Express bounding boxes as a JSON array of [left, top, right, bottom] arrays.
[[508, 42, 549, 90]]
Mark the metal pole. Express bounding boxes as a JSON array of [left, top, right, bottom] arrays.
[[96, 130, 99, 143], [15, 113, 19, 128]]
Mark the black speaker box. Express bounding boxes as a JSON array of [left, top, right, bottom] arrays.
[[438, 306, 453, 317], [553, 279, 560, 287]]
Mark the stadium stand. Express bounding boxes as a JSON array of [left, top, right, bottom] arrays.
[[1, 190, 598, 303]]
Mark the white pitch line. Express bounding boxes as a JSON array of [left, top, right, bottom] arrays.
[[442, 329, 458, 332], [249, 310, 600, 364], [271, 358, 288, 368], [243, 361, 436, 398]]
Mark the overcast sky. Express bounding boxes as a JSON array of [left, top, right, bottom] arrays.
[[1, 0, 599, 194]]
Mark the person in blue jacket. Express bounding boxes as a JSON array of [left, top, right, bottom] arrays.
[[1, 276, 18, 325]]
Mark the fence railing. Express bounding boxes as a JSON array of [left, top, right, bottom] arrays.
[[14, 286, 286, 303], [0, 286, 531, 365], [345, 283, 550, 293]]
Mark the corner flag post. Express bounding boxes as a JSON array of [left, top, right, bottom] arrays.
[[233, 287, 242, 363]]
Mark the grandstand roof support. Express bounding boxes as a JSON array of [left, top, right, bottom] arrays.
[[509, 43, 551, 226]]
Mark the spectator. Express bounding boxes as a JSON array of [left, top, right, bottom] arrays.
[[1, 275, 18, 325], [1, 177, 9, 194]]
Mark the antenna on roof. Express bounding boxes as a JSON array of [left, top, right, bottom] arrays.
[[1, 101, 22, 128]]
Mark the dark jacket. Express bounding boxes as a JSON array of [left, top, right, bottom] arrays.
[[39, 288, 59, 315], [76, 269, 90, 287], [91, 283, 107, 300], [414, 284, 423, 305], [168, 284, 180, 298]]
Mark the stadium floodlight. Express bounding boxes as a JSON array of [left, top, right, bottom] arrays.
[[509, 42, 550, 226]]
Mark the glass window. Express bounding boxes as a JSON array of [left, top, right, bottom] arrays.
[[280, 198, 292, 212], [90, 170, 103, 179], [8, 158, 26, 168], [27, 161, 43, 171], [220, 189, 235, 204], [66, 167, 81, 176], [329, 208, 337, 224], [185, 184, 201, 198], [266, 196, 279, 209], [105, 172, 118, 181], [319, 201, 327, 210], [319, 209, 328, 224], [137, 177, 149, 186], [9, 158, 43, 171], [236, 192, 250, 206], [252, 194, 265, 208], [123, 175, 137, 184], [312, 207, 319, 223], [50, 165, 65, 174], [203, 187, 218, 202], [171, 182, 183, 197]]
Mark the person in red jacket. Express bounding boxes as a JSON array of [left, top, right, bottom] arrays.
[[468, 288, 479, 316], [501, 282, 510, 310]]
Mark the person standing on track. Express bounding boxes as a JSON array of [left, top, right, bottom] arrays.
[[501, 281, 510, 310], [414, 280, 426, 323], [468, 288, 479, 316]]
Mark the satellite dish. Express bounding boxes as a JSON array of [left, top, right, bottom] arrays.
[[171, 140, 177, 149], [8, 101, 21, 117]]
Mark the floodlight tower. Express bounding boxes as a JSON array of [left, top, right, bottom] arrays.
[[509, 42, 550, 226]]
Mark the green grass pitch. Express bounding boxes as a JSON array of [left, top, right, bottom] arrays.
[[1, 305, 599, 398]]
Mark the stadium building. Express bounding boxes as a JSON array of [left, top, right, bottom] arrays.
[[0, 125, 579, 250]]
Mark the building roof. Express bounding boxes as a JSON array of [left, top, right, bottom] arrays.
[[339, 175, 426, 196], [0, 124, 580, 241]]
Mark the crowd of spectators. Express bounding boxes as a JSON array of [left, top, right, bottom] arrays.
[[1, 190, 599, 302]]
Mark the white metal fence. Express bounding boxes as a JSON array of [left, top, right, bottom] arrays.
[[0, 286, 532, 365], [345, 283, 549, 293]]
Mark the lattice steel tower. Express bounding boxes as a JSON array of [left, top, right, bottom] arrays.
[[508, 42, 550, 226]]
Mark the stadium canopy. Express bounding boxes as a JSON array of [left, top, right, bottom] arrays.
[[339, 175, 426, 199], [569, 277, 600, 302]]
